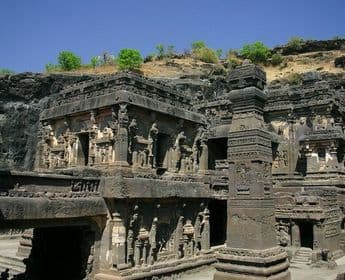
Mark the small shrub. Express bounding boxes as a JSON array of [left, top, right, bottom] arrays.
[[155, 44, 165, 59], [166, 45, 175, 57], [90, 56, 101, 68], [227, 57, 241, 69], [0, 68, 15, 74], [144, 54, 156, 63], [117, 48, 143, 70], [239, 41, 270, 64], [57, 51, 82, 71], [288, 73, 302, 85], [216, 49, 223, 59], [287, 37, 304, 51], [191, 41, 206, 51], [271, 53, 284, 66], [45, 63, 60, 73], [195, 48, 219, 63]]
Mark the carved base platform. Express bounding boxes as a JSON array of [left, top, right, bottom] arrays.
[[96, 254, 215, 280], [214, 247, 290, 280]]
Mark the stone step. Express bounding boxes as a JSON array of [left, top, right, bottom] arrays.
[[0, 255, 26, 274]]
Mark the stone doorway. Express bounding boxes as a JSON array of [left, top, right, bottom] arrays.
[[207, 138, 227, 170], [77, 133, 89, 166], [299, 222, 314, 249], [156, 133, 170, 170], [209, 199, 227, 246], [26, 226, 93, 280]]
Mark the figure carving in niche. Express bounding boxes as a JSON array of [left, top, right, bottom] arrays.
[[273, 149, 288, 169], [170, 131, 193, 173], [276, 222, 290, 247], [89, 110, 97, 130], [108, 107, 119, 134], [191, 127, 207, 172], [194, 203, 205, 253], [127, 205, 139, 265], [118, 103, 129, 127], [148, 123, 159, 168], [148, 217, 158, 265], [182, 220, 195, 257], [128, 118, 138, 155], [295, 117, 311, 143]]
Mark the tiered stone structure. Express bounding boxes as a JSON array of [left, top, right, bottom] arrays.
[[214, 64, 290, 280], [1, 66, 345, 279]]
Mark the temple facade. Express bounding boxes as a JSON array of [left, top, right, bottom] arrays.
[[1, 64, 345, 279]]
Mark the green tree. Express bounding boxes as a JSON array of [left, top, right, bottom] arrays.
[[0, 68, 15, 74], [117, 49, 143, 70], [239, 41, 270, 63], [191, 41, 206, 51], [57, 51, 82, 71]]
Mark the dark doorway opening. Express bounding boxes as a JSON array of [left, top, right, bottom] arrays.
[[209, 199, 227, 246], [26, 226, 93, 280], [208, 138, 227, 170], [156, 133, 170, 171], [299, 222, 314, 249], [77, 133, 89, 166]]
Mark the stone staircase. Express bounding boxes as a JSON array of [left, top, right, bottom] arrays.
[[292, 247, 312, 265], [0, 254, 26, 277]]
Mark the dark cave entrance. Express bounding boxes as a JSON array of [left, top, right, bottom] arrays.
[[156, 133, 170, 171], [27, 226, 93, 280], [77, 133, 89, 166], [208, 138, 227, 170], [209, 199, 227, 246], [299, 222, 314, 249]]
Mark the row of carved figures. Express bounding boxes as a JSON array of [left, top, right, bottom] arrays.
[[125, 204, 210, 267], [38, 104, 208, 173]]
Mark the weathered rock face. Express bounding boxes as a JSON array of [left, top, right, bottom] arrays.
[[335, 56, 345, 68], [273, 39, 345, 55], [0, 73, 93, 170]]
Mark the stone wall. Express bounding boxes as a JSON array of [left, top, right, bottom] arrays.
[[0, 73, 93, 170]]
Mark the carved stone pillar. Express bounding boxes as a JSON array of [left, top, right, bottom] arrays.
[[201, 207, 210, 250], [134, 240, 141, 267], [291, 221, 300, 247], [111, 212, 126, 267], [199, 140, 208, 172], [114, 103, 129, 166], [214, 64, 290, 280], [313, 221, 324, 250]]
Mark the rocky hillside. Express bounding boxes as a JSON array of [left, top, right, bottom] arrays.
[[61, 39, 345, 82]]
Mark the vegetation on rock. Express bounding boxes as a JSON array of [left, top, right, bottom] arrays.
[[0, 68, 15, 74], [271, 53, 284, 66], [239, 41, 270, 63], [58, 51, 82, 71], [287, 36, 304, 52], [117, 48, 143, 70]]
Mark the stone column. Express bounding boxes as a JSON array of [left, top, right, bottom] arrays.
[[291, 221, 301, 247], [214, 63, 290, 280], [201, 207, 210, 250], [114, 103, 129, 166], [111, 212, 127, 268]]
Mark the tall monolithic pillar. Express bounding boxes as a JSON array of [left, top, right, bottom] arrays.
[[214, 63, 290, 280]]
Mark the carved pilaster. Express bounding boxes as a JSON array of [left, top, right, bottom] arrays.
[[214, 63, 290, 280], [114, 103, 129, 166]]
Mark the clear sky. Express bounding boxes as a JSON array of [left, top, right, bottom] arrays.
[[1, 0, 344, 73]]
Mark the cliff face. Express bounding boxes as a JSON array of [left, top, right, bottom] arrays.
[[0, 73, 93, 170]]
